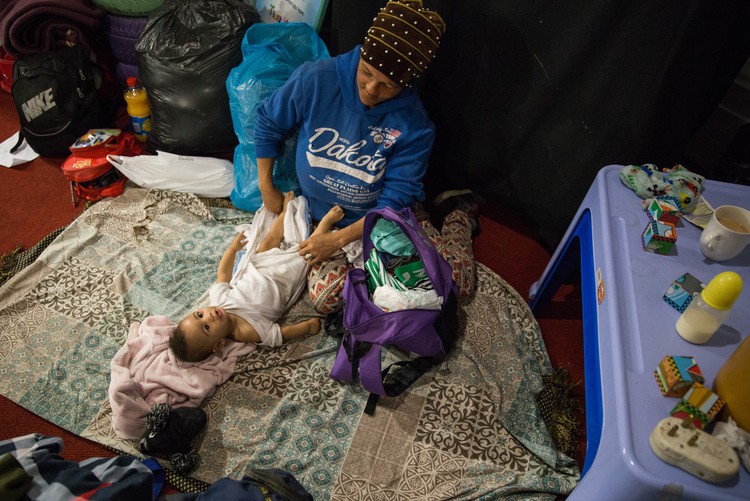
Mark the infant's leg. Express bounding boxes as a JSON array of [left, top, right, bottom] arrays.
[[310, 205, 345, 237], [257, 192, 296, 253]]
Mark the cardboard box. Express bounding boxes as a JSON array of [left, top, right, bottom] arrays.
[[654, 355, 705, 397]]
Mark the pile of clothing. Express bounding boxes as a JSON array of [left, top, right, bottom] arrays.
[[364, 218, 443, 312]]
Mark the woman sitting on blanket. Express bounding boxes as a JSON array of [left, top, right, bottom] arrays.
[[169, 192, 344, 362]]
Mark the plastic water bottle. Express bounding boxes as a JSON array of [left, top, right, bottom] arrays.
[[124, 77, 152, 143], [676, 271, 743, 344]]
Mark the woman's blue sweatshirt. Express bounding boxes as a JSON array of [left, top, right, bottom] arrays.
[[254, 46, 435, 227]]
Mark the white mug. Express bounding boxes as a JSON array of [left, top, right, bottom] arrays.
[[700, 205, 750, 261]]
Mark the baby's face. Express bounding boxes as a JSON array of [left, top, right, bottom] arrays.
[[179, 306, 231, 357]]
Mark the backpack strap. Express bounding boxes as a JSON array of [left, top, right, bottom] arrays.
[[364, 286, 460, 415], [359, 342, 388, 397], [331, 330, 372, 383], [244, 469, 313, 501], [330, 274, 368, 383], [9, 130, 24, 154], [364, 393, 380, 415], [363, 357, 442, 415]]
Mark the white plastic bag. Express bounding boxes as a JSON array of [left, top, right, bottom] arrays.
[[107, 150, 235, 198], [713, 417, 750, 472]]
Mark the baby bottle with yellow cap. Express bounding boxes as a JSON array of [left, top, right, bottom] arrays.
[[676, 271, 743, 344]]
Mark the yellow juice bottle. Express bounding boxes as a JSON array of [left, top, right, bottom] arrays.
[[124, 77, 152, 143]]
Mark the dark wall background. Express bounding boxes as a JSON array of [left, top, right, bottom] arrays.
[[325, 0, 750, 246]]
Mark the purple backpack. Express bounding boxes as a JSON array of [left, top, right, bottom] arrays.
[[330, 207, 459, 414]]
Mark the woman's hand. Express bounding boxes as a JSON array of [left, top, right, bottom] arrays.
[[299, 232, 342, 266], [300, 216, 364, 265], [257, 157, 284, 214], [261, 186, 285, 214]]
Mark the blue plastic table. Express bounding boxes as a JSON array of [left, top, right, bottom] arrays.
[[529, 165, 750, 500]]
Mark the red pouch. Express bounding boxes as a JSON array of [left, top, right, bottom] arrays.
[[62, 129, 142, 202]]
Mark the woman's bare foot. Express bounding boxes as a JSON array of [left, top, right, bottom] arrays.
[[277, 191, 295, 219], [312, 205, 345, 236]]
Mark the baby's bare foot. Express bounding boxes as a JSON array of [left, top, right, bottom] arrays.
[[283, 191, 295, 210], [316, 205, 345, 233], [308, 318, 322, 335]]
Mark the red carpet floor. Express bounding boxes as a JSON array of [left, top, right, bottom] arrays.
[[0, 91, 586, 490]]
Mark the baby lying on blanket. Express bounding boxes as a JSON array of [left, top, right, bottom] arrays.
[[109, 194, 344, 439], [169, 192, 344, 362]]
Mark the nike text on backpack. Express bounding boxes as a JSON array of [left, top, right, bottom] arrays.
[[10, 45, 102, 157]]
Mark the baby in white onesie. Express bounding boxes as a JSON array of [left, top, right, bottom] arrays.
[[170, 192, 344, 362]]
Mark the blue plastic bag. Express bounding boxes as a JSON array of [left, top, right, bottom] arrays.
[[226, 23, 329, 212]]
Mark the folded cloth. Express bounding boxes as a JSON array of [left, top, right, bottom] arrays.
[[619, 164, 705, 210], [370, 218, 416, 256], [372, 284, 442, 312], [365, 248, 408, 293], [0, 0, 105, 58]]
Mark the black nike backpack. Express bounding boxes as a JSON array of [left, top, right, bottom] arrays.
[[11, 45, 102, 157]]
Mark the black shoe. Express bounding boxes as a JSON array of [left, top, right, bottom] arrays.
[[139, 403, 207, 474], [431, 189, 484, 236]]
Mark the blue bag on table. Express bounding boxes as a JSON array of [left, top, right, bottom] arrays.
[[226, 23, 329, 212]]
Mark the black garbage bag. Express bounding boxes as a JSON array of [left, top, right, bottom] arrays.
[[135, 0, 259, 155]]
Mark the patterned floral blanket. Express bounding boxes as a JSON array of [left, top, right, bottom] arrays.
[[0, 186, 579, 499]]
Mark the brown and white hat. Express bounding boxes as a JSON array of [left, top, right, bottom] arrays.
[[360, 1, 446, 87]]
